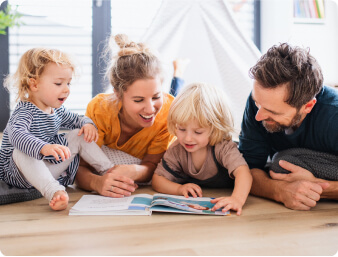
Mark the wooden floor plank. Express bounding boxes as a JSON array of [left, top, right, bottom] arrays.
[[0, 186, 337, 256]]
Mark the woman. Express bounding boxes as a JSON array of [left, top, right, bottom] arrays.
[[75, 34, 185, 198]]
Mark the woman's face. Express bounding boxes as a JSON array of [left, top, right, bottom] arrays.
[[119, 77, 163, 129]]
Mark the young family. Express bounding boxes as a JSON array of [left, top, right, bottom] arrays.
[[0, 34, 337, 213]]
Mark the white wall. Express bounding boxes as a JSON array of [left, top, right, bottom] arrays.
[[261, 0, 338, 85]]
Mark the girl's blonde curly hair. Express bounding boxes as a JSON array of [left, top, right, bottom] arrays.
[[4, 48, 75, 102]]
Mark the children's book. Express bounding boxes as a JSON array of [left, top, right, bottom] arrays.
[[69, 193, 230, 216]]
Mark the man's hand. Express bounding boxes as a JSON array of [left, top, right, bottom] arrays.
[[277, 180, 329, 210], [78, 124, 99, 143], [270, 160, 316, 182], [269, 161, 330, 210]]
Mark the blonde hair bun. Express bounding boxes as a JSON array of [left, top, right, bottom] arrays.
[[105, 33, 163, 99], [114, 34, 148, 57]]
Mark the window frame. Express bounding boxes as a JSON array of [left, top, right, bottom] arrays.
[[0, 1, 10, 132]]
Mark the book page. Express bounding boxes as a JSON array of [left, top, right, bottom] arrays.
[[151, 194, 229, 215], [71, 195, 134, 212]]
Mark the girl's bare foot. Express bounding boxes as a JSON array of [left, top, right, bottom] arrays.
[[49, 190, 69, 211]]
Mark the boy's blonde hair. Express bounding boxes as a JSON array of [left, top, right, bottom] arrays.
[[4, 48, 75, 102], [167, 83, 234, 145], [105, 34, 163, 100]]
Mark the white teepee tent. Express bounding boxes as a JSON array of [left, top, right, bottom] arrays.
[[142, 0, 261, 134]]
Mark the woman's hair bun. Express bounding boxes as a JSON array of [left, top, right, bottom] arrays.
[[113, 34, 148, 57]]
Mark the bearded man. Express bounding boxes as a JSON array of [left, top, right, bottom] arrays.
[[239, 43, 338, 210]]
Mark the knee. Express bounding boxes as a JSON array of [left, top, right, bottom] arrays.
[[65, 129, 83, 142], [12, 148, 26, 162], [67, 128, 81, 137]]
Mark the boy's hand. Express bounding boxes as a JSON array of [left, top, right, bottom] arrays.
[[178, 183, 202, 198], [78, 124, 99, 143], [210, 196, 245, 215], [40, 144, 71, 161]]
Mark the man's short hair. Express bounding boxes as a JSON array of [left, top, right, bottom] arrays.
[[249, 43, 323, 109]]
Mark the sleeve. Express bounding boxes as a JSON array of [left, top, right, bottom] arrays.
[[154, 144, 186, 184], [325, 112, 338, 154], [216, 141, 248, 178], [60, 106, 95, 130], [147, 125, 174, 155], [7, 107, 46, 160], [169, 77, 184, 97], [238, 93, 271, 170], [85, 97, 106, 147]]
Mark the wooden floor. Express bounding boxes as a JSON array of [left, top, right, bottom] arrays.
[[0, 185, 337, 256]]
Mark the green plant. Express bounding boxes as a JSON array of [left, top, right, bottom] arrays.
[[0, 4, 22, 35]]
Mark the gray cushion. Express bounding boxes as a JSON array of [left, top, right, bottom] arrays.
[[270, 148, 338, 181], [0, 180, 42, 205]]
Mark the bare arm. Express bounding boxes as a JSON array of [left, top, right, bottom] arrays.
[[152, 173, 202, 197], [211, 165, 252, 215], [111, 152, 164, 183], [231, 165, 253, 205], [152, 173, 182, 195], [250, 168, 282, 200], [317, 180, 338, 200]]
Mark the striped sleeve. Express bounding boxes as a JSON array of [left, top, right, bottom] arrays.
[[59, 106, 96, 130], [7, 107, 46, 160]]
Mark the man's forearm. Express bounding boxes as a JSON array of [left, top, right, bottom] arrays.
[[250, 168, 284, 202]]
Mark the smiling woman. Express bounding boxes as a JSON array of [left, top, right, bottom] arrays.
[[75, 34, 184, 198]]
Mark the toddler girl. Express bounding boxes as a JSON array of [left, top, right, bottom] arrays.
[[0, 48, 120, 210], [152, 83, 253, 215]]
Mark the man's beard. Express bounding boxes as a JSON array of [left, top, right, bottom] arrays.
[[262, 112, 303, 133]]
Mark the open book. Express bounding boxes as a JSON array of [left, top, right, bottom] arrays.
[[69, 193, 230, 216]]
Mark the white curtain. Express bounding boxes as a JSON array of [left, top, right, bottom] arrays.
[[142, 0, 261, 134]]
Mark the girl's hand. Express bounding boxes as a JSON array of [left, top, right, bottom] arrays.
[[210, 196, 245, 215], [178, 183, 203, 198], [40, 144, 71, 161], [78, 124, 99, 143]]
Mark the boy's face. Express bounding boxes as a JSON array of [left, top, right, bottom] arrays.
[[29, 63, 72, 113], [175, 119, 210, 154]]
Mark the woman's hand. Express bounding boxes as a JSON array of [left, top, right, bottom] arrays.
[[92, 168, 138, 198], [178, 183, 203, 198], [210, 195, 245, 215], [78, 124, 99, 143]]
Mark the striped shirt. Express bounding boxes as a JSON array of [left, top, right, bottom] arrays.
[[0, 101, 94, 188]]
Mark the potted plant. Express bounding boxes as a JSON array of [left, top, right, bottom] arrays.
[[0, 3, 22, 35]]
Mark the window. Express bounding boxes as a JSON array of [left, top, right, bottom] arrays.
[[8, 0, 92, 115], [1, 0, 259, 131]]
